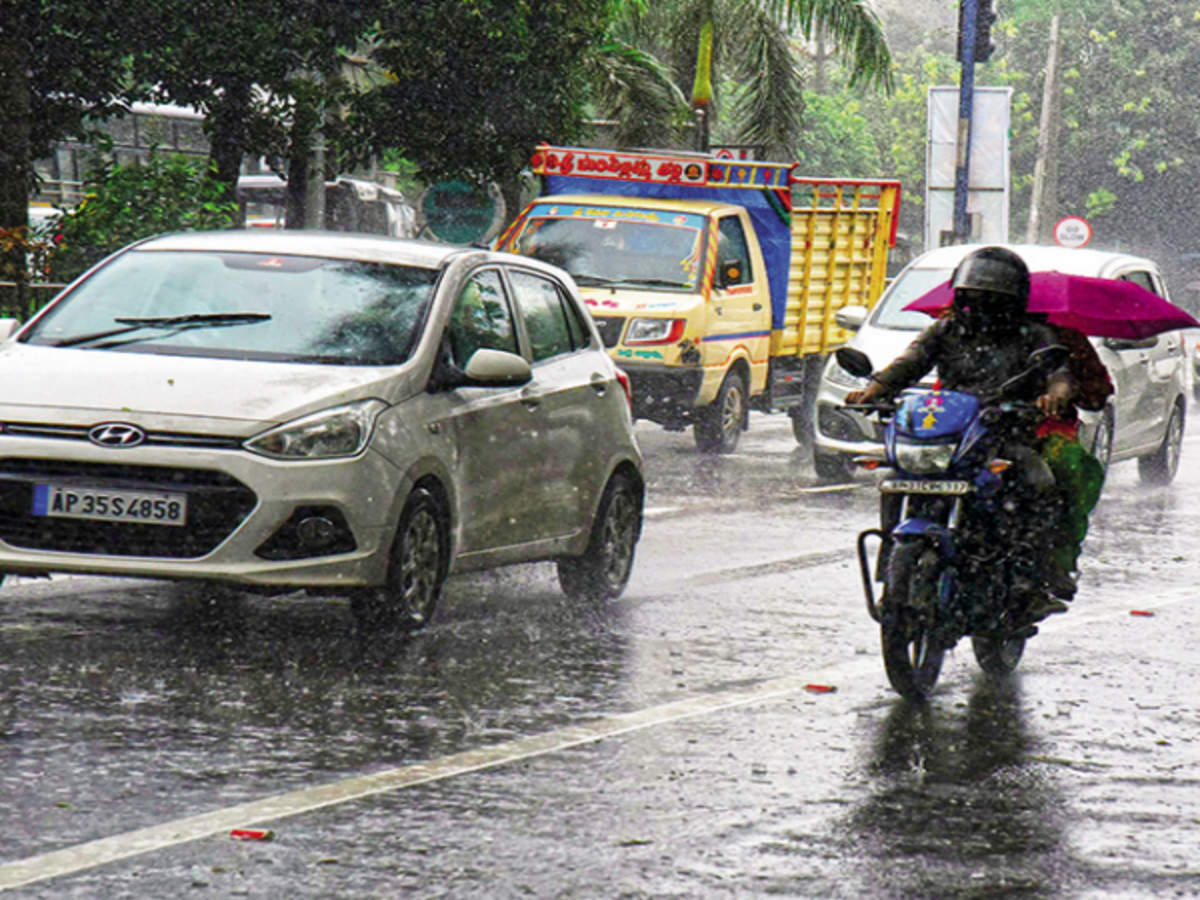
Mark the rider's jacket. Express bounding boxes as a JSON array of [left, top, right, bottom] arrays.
[[870, 312, 1071, 402]]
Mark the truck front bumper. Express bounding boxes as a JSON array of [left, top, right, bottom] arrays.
[[618, 363, 705, 428]]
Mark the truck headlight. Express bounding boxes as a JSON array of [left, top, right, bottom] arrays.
[[894, 441, 956, 474], [625, 318, 686, 345], [245, 399, 388, 460]]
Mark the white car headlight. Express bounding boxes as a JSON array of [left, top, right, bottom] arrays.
[[245, 399, 388, 460], [894, 441, 956, 474], [825, 361, 871, 390]]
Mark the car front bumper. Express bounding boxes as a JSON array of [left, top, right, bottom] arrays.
[[0, 435, 404, 589]]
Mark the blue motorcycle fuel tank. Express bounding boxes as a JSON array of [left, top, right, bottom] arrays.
[[893, 389, 980, 438]]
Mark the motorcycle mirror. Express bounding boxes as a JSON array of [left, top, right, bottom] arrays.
[[835, 347, 874, 378], [1027, 344, 1069, 372]]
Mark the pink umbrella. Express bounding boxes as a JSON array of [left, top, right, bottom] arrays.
[[903, 271, 1199, 339]]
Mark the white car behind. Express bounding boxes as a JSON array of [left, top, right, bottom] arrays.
[[813, 243, 1187, 484]]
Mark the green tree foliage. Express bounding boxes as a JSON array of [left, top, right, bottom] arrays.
[[0, 0, 141, 290], [49, 154, 238, 282], [356, 0, 616, 217], [606, 0, 893, 158]]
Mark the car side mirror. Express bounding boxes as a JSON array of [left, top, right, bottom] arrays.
[[835, 347, 874, 378], [834, 305, 868, 332], [716, 261, 741, 290], [461, 348, 532, 387]]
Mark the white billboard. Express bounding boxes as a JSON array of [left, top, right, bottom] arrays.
[[925, 85, 1012, 251]]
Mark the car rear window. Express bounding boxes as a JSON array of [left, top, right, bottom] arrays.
[[23, 250, 439, 365]]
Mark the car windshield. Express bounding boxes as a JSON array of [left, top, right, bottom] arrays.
[[23, 249, 439, 365], [503, 203, 705, 290], [871, 266, 954, 330]]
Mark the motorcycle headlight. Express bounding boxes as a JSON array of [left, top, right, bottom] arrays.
[[894, 441, 956, 474], [825, 360, 871, 390], [245, 399, 388, 460]]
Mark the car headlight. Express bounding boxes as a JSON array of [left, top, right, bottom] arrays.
[[825, 360, 871, 390], [894, 441, 956, 474], [625, 317, 685, 345], [245, 399, 388, 460]]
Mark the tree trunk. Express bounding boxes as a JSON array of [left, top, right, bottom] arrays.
[[1027, 15, 1061, 244], [207, 80, 253, 219], [0, 0, 32, 311]]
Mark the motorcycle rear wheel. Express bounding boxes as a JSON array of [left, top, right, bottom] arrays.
[[881, 542, 946, 702], [971, 632, 1026, 677]]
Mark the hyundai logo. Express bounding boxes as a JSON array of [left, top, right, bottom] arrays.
[[88, 423, 147, 448]]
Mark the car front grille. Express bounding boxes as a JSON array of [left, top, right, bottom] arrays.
[[0, 458, 256, 558], [591, 316, 625, 348]]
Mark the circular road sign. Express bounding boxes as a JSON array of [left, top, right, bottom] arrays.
[[1053, 216, 1093, 249]]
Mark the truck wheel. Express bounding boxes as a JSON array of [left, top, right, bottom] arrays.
[[694, 370, 746, 454], [813, 452, 854, 483]]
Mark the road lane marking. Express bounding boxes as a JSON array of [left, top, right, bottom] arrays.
[[0, 659, 878, 892], [1, 569, 1192, 891]]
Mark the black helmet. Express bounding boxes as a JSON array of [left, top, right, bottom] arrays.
[[950, 246, 1030, 328]]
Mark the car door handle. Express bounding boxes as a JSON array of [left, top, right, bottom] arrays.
[[590, 375, 608, 395], [753, 303, 763, 311]]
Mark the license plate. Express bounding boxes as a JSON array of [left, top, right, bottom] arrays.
[[31, 484, 187, 526], [880, 479, 972, 495]]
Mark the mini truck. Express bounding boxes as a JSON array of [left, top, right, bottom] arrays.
[[494, 145, 901, 452]]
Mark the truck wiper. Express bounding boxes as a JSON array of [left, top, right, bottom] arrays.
[[49, 312, 272, 348], [570, 272, 621, 286], [618, 277, 692, 288]]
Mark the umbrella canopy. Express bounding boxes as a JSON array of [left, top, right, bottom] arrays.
[[903, 271, 1200, 340]]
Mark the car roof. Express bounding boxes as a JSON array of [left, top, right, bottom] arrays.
[[532, 193, 734, 217], [907, 243, 1160, 276], [134, 230, 467, 269]]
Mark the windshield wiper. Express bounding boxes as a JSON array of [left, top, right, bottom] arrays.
[[569, 272, 621, 286], [49, 312, 272, 348]]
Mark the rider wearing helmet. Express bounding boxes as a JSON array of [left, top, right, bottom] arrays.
[[845, 246, 1080, 619]]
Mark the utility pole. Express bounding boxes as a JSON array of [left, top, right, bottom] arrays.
[[953, 0, 978, 243], [1027, 15, 1061, 244], [952, 0, 997, 243]]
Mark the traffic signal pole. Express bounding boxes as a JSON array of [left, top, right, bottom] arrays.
[[953, 0, 978, 243]]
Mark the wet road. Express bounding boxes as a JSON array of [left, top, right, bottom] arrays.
[[1, 410, 1198, 897]]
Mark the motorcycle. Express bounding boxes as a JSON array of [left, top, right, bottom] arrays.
[[838, 344, 1069, 701]]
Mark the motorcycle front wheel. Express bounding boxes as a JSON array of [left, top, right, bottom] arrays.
[[971, 631, 1026, 677], [881, 542, 946, 702]]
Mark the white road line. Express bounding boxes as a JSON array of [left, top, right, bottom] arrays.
[[0, 580, 1191, 892], [0, 661, 872, 892]]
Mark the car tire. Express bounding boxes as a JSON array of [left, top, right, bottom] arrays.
[[1138, 400, 1185, 485], [789, 407, 813, 446], [813, 452, 855, 483], [557, 471, 642, 602], [694, 370, 746, 454], [1091, 406, 1113, 475], [352, 486, 448, 632]]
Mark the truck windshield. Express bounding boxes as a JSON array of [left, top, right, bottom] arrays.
[[504, 203, 705, 290]]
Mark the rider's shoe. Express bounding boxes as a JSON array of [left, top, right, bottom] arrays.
[[1024, 596, 1070, 623], [1046, 569, 1077, 600]]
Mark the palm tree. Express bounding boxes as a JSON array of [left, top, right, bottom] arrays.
[[593, 0, 892, 157]]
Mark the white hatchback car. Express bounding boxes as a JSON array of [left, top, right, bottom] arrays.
[[813, 243, 1188, 484], [0, 231, 644, 629]]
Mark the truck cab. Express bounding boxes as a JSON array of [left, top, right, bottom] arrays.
[[498, 194, 771, 451]]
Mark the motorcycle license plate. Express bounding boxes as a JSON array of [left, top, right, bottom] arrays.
[[880, 479, 972, 495], [31, 483, 187, 526]]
